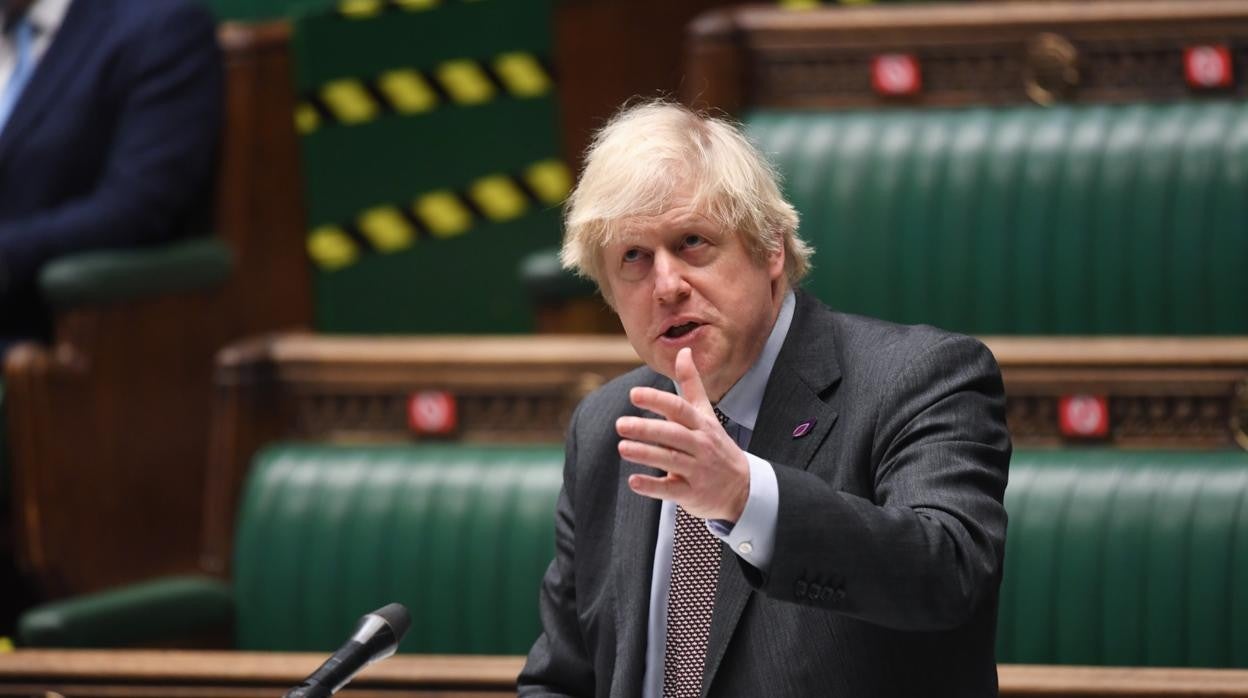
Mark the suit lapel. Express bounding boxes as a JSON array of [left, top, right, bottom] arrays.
[[0, 0, 97, 163], [610, 373, 669, 697], [749, 291, 842, 471], [701, 291, 842, 695]]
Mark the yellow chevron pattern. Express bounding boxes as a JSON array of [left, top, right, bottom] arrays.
[[359, 206, 416, 251], [307, 159, 573, 270], [336, 0, 482, 18], [320, 79, 379, 124], [493, 52, 552, 97], [377, 69, 438, 115], [295, 51, 553, 134], [437, 59, 496, 105], [308, 225, 361, 271], [415, 190, 473, 239]]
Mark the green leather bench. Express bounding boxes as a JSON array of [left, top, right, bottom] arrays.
[[745, 101, 1248, 335], [18, 447, 1248, 668], [18, 444, 564, 654], [529, 100, 1248, 335], [999, 450, 1248, 667]]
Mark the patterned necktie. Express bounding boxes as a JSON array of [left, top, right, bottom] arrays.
[[662, 407, 730, 698], [0, 17, 35, 134]]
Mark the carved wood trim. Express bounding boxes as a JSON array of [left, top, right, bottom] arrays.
[[686, 1, 1248, 109]]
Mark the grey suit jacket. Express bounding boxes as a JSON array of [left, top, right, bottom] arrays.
[[519, 291, 1012, 697]]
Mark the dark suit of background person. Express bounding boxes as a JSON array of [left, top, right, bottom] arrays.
[[0, 0, 223, 350], [516, 103, 1013, 698]]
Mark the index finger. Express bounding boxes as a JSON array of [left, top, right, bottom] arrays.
[[629, 387, 703, 429]]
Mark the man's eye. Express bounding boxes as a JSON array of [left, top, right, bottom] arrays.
[[623, 248, 642, 262], [683, 234, 705, 248]]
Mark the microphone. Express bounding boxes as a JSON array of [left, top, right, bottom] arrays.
[[283, 603, 412, 698]]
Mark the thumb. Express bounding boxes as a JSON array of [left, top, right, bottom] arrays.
[[674, 347, 713, 417]]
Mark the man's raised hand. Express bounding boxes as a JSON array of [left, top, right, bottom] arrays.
[[616, 347, 751, 521]]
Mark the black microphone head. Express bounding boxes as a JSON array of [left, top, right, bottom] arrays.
[[370, 602, 411, 642]]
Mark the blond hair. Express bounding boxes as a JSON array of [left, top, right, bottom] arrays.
[[560, 100, 811, 291]]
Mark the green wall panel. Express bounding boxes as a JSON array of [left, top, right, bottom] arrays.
[[314, 208, 562, 332], [290, 0, 565, 333], [206, 0, 331, 22], [292, 2, 550, 87]]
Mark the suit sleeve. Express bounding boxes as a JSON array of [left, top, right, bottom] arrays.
[[755, 334, 1011, 632], [0, 2, 223, 295], [518, 403, 595, 697]]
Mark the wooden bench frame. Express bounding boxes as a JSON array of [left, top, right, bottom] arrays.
[[2, 650, 1247, 698], [684, 0, 1248, 111], [200, 333, 1248, 575]]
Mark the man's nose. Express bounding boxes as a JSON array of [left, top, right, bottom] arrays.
[[652, 249, 690, 304]]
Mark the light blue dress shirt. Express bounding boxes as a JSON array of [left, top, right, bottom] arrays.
[[641, 290, 795, 698], [0, 0, 73, 135], [0, 18, 35, 134]]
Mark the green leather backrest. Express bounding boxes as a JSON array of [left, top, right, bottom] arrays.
[[747, 101, 1248, 334], [234, 445, 1248, 665], [999, 449, 1248, 667], [232, 443, 563, 653]]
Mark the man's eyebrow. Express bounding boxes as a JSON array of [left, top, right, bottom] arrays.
[[608, 234, 646, 249]]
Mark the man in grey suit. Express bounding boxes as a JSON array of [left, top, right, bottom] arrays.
[[519, 101, 1011, 697]]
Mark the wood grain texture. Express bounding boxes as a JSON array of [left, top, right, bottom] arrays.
[[2, 652, 1248, 697]]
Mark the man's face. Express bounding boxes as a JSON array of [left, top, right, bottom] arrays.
[[601, 193, 786, 402]]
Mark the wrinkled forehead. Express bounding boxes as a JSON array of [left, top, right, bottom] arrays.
[[603, 198, 726, 249]]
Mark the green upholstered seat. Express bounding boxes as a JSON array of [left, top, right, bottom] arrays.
[[997, 450, 1248, 667], [745, 101, 1248, 334], [19, 446, 1248, 669], [38, 236, 232, 310], [232, 444, 564, 654]]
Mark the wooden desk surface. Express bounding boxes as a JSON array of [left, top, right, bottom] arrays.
[[0, 650, 520, 697], [2, 651, 1248, 697], [1000, 664, 1248, 696]]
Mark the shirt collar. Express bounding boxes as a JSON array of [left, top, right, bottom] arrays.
[[714, 289, 795, 431]]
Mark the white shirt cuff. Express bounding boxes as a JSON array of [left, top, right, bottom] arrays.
[[706, 453, 778, 571]]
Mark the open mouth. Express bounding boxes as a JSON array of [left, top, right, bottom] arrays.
[[663, 322, 702, 339]]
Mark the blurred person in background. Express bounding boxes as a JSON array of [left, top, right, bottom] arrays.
[[0, 0, 223, 354], [0, 0, 222, 633]]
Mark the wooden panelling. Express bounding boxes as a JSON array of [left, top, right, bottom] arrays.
[[553, 0, 736, 170], [686, 1, 1248, 110], [2, 651, 1248, 698]]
